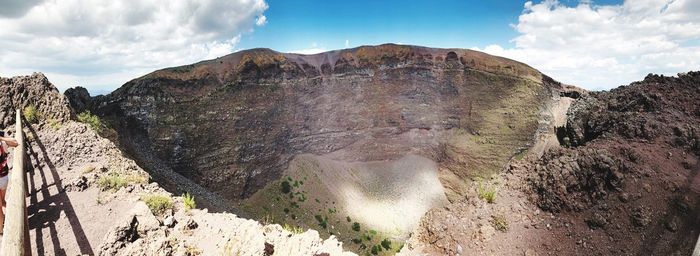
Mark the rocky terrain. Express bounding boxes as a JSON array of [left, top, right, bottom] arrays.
[[69, 44, 567, 252], [3, 46, 698, 256], [400, 72, 700, 255], [0, 73, 353, 255]]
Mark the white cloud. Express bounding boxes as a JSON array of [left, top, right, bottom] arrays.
[[289, 42, 327, 55], [475, 0, 700, 90], [345, 39, 350, 48], [289, 48, 327, 55], [0, 0, 268, 93], [255, 15, 267, 26]]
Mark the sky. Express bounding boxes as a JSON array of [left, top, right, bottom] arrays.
[[0, 0, 699, 94]]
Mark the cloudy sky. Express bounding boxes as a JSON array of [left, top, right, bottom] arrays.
[[0, 0, 698, 93]]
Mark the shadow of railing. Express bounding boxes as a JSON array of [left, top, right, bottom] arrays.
[[24, 123, 93, 256]]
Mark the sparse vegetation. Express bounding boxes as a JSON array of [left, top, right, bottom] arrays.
[[97, 172, 127, 191], [314, 214, 328, 229], [371, 244, 382, 255], [184, 245, 202, 256], [280, 180, 291, 194], [262, 214, 275, 225], [23, 105, 39, 123], [222, 239, 239, 256], [490, 215, 509, 232], [352, 222, 361, 232], [478, 183, 497, 203], [98, 172, 148, 191], [182, 192, 196, 210], [48, 118, 62, 130], [77, 111, 104, 132], [141, 194, 173, 215], [380, 238, 391, 250], [282, 223, 304, 234]]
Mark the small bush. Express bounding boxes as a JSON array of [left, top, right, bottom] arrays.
[[141, 194, 173, 215], [478, 183, 497, 203], [77, 111, 103, 133], [371, 244, 381, 255], [48, 119, 62, 130], [182, 192, 196, 210], [282, 223, 304, 234], [352, 222, 361, 232], [184, 245, 202, 256], [23, 105, 39, 123], [314, 214, 328, 229], [97, 173, 127, 191], [280, 180, 291, 194], [491, 215, 509, 232], [381, 238, 391, 250]]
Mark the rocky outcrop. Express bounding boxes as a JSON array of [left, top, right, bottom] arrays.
[[64, 86, 93, 114], [557, 71, 700, 149], [98, 201, 355, 256], [528, 147, 628, 212], [0, 72, 72, 127]]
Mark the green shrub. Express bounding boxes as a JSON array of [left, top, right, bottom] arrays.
[[371, 244, 381, 255], [491, 215, 509, 232], [23, 105, 39, 123], [478, 183, 497, 203], [97, 172, 127, 191], [352, 222, 361, 232], [77, 111, 103, 132], [182, 192, 196, 210], [280, 180, 291, 194], [141, 194, 173, 215], [381, 238, 391, 250], [282, 223, 304, 234], [48, 118, 62, 130], [314, 215, 328, 229]]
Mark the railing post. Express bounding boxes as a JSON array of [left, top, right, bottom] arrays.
[[0, 109, 31, 255]]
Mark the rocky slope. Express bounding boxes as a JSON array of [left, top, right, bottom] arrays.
[[401, 72, 700, 255], [0, 73, 354, 255], [72, 45, 566, 252]]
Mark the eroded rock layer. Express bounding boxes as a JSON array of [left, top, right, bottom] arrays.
[[87, 44, 556, 202]]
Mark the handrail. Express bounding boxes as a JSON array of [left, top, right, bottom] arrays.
[[0, 109, 31, 255]]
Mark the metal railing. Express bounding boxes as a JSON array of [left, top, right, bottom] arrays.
[[0, 109, 31, 255]]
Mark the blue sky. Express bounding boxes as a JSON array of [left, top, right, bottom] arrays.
[[238, 0, 620, 52], [1, 0, 698, 93], [238, 0, 525, 51]]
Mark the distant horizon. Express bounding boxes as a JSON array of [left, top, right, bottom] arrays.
[[8, 41, 696, 96], [2, 0, 698, 93]]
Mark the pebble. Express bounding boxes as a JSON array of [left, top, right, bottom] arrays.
[[163, 216, 176, 228]]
